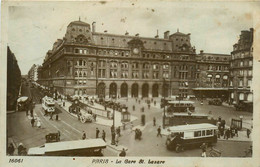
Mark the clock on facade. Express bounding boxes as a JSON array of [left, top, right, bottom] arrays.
[[133, 48, 139, 54]]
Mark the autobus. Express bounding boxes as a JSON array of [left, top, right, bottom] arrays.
[[42, 96, 55, 113], [166, 101, 195, 113], [164, 113, 217, 126], [165, 123, 218, 152], [27, 139, 106, 156]]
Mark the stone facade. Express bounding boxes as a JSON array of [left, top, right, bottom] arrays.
[[193, 51, 230, 100], [38, 20, 197, 98], [229, 28, 254, 105]]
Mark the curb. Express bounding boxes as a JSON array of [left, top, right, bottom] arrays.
[[7, 110, 16, 114], [218, 139, 252, 143]]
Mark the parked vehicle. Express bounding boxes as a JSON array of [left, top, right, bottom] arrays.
[[45, 132, 60, 143], [42, 96, 55, 113], [165, 123, 218, 153], [235, 101, 253, 112], [27, 139, 107, 156], [208, 99, 222, 106], [17, 96, 29, 111]]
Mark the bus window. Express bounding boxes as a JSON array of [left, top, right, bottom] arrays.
[[202, 130, 205, 136], [194, 131, 201, 137], [179, 132, 184, 138], [184, 132, 193, 138], [206, 130, 213, 135], [213, 129, 217, 135]]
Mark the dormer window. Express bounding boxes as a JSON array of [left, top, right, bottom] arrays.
[[86, 30, 89, 33], [79, 29, 82, 32], [72, 28, 75, 31]]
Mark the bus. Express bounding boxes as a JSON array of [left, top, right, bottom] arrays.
[[42, 96, 55, 113], [166, 101, 195, 113], [164, 113, 217, 126], [165, 123, 218, 152], [27, 139, 106, 156]]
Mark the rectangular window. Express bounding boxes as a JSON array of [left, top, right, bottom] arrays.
[[248, 80, 252, 87], [206, 130, 213, 135], [239, 80, 243, 87], [194, 131, 201, 137]]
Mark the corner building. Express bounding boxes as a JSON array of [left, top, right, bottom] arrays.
[[229, 29, 253, 105], [193, 51, 230, 101], [39, 20, 197, 98]]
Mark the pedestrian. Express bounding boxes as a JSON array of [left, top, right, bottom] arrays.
[[148, 104, 150, 109], [138, 100, 141, 104], [153, 117, 156, 126], [157, 126, 162, 137], [116, 127, 121, 137], [96, 128, 100, 138], [247, 129, 251, 138], [227, 128, 231, 139], [119, 148, 127, 157], [55, 114, 59, 121], [115, 133, 119, 146], [82, 131, 86, 140], [17, 143, 24, 156], [235, 127, 238, 137], [7, 143, 15, 156], [102, 130, 106, 142], [49, 112, 53, 120], [93, 114, 97, 122], [231, 128, 235, 138], [31, 117, 35, 127], [154, 100, 156, 106], [30, 109, 34, 117], [200, 143, 207, 157], [133, 105, 135, 111], [130, 122, 134, 133], [36, 119, 41, 128], [135, 98, 137, 103]]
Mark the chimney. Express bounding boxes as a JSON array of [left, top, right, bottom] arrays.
[[200, 50, 204, 54], [164, 31, 170, 39], [125, 31, 129, 35], [155, 29, 159, 38], [135, 33, 139, 37], [92, 22, 96, 33]]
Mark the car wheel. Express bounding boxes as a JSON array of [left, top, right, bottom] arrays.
[[166, 139, 172, 150], [175, 145, 182, 153]]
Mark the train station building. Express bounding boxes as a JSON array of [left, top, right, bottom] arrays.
[[38, 19, 198, 98]]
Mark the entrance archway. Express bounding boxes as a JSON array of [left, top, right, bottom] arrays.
[[120, 83, 128, 97], [131, 83, 138, 97], [97, 82, 106, 98], [152, 84, 159, 97], [109, 83, 117, 98], [162, 84, 169, 97], [142, 83, 149, 97]]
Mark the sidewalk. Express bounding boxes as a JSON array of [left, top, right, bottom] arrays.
[[58, 100, 137, 127]]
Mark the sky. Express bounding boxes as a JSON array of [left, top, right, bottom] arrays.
[[7, 1, 258, 75]]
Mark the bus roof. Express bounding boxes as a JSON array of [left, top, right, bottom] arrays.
[[28, 139, 106, 155], [45, 139, 106, 153], [172, 113, 208, 117], [168, 101, 195, 104], [167, 123, 217, 132]]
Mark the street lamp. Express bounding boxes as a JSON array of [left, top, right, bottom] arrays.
[[163, 79, 166, 129], [111, 103, 116, 145]]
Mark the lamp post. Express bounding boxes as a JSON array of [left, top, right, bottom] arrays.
[[163, 79, 166, 129], [111, 103, 116, 145]]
